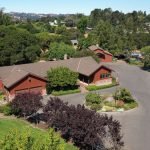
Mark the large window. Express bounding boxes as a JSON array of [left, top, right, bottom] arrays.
[[100, 73, 111, 79]]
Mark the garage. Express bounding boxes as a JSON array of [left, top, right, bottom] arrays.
[[29, 86, 42, 94]]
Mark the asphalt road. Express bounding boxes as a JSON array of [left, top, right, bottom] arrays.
[[43, 61, 150, 150], [104, 62, 150, 150]]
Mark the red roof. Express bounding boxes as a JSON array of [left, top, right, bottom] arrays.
[[88, 45, 112, 56]]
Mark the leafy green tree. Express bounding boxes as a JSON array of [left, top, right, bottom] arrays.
[[47, 67, 78, 92], [47, 42, 75, 60], [0, 128, 65, 150], [141, 46, 150, 54], [0, 8, 12, 26], [18, 21, 39, 34], [77, 17, 87, 33], [0, 26, 40, 66], [55, 26, 66, 34], [113, 88, 134, 103], [142, 46, 150, 69]]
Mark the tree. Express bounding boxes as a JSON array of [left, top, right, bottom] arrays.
[[141, 46, 150, 69], [113, 88, 134, 103], [143, 54, 150, 69], [0, 128, 65, 150], [10, 92, 43, 117], [47, 67, 78, 92], [42, 97, 124, 150], [47, 42, 75, 60], [88, 20, 113, 50], [0, 26, 40, 66], [0, 8, 12, 26], [77, 17, 87, 33]]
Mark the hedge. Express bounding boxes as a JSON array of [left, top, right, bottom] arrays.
[[51, 89, 80, 96], [86, 77, 118, 91], [86, 83, 117, 91]]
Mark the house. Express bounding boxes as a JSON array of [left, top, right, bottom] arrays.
[[131, 50, 143, 59], [70, 40, 78, 49], [0, 57, 113, 101], [88, 45, 113, 62]]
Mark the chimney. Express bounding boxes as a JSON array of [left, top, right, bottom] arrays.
[[64, 54, 68, 60]]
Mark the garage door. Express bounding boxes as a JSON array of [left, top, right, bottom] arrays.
[[29, 86, 42, 94], [15, 89, 29, 94]]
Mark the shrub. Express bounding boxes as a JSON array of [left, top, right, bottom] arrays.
[[113, 88, 135, 103], [90, 103, 102, 111], [104, 101, 116, 107], [0, 104, 12, 115], [123, 102, 138, 110], [51, 89, 80, 96], [85, 93, 103, 105], [86, 82, 117, 91], [0, 128, 65, 150], [10, 92, 43, 117], [42, 97, 124, 150]]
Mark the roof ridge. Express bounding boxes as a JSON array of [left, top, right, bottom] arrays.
[[76, 58, 82, 72]]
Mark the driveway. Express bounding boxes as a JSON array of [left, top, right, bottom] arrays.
[[43, 61, 150, 150], [103, 61, 150, 150]]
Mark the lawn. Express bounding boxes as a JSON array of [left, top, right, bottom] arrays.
[[0, 118, 78, 150]]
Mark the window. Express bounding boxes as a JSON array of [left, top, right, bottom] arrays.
[[100, 73, 110, 79], [100, 74, 105, 79]]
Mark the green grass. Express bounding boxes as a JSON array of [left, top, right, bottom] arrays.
[[123, 101, 138, 110], [52, 89, 80, 96], [129, 58, 143, 66], [0, 118, 78, 150]]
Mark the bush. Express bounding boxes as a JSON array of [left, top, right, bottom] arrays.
[[123, 101, 138, 110], [86, 82, 117, 91], [90, 103, 102, 111], [10, 92, 43, 117], [0, 128, 65, 150], [104, 101, 116, 107], [0, 104, 12, 115], [42, 97, 124, 150], [113, 88, 135, 103], [52, 89, 80, 96], [85, 93, 103, 105]]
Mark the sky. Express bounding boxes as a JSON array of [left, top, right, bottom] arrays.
[[0, 0, 150, 15]]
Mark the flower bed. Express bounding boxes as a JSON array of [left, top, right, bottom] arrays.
[[85, 88, 138, 112]]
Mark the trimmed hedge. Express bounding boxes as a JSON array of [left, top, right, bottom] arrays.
[[52, 89, 80, 96], [86, 77, 118, 91], [86, 83, 117, 91]]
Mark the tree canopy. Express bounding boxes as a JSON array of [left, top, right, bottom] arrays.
[[47, 67, 78, 92], [0, 26, 40, 66], [46, 42, 75, 60]]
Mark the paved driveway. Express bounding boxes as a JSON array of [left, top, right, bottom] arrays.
[[104, 62, 150, 150], [43, 61, 150, 150]]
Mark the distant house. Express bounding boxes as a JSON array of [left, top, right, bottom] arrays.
[[70, 40, 78, 49], [131, 50, 143, 59], [88, 45, 113, 62], [0, 57, 113, 101]]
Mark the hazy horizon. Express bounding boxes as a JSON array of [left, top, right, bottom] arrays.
[[0, 0, 150, 15]]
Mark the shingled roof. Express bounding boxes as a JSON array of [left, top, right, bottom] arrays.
[[0, 57, 112, 88], [88, 45, 112, 56]]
